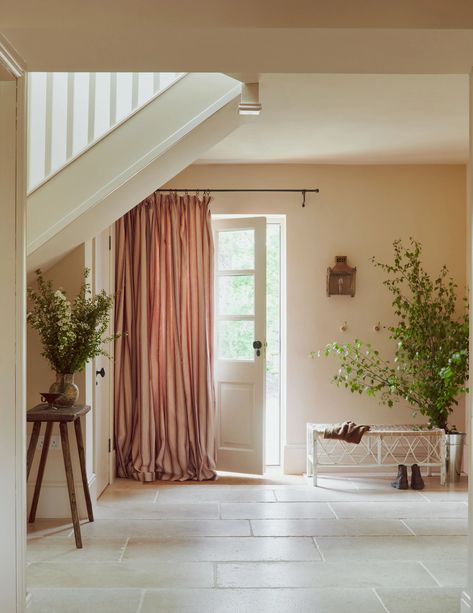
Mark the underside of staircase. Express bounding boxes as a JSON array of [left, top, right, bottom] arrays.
[[27, 72, 242, 272]]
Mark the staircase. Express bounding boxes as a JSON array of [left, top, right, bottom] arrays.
[[27, 72, 242, 271]]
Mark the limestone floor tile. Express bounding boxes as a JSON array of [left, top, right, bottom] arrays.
[[331, 501, 468, 519], [98, 488, 157, 504], [77, 518, 251, 538], [421, 560, 468, 588], [418, 490, 468, 502], [251, 518, 412, 537], [347, 476, 453, 490], [375, 587, 463, 613], [155, 485, 277, 503], [300, 477, 359, 491], [403, 518, 468, 536], [95, 501, 219, 520], [315, 535, 467, 561], [27, 519, 74, 539], [27, 588, 143, 613], [140, 588, 386, 613], [216, 560, 437, 589], [124, 536, 321, 562], [275, 487, 423, 502], [220, 502, 334, 519], [26, 536, 127, 563], [27, 560, 214, 589]]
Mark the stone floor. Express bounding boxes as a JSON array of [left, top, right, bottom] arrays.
[[27, 471, 468, 612]]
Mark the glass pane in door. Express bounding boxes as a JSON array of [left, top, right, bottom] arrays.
[[218, 320, 255, 361], [218, 229, 255, 270], [217, 275, 255, 316]]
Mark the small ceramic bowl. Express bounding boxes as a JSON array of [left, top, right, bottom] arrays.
[[40, 392, 62, 407]]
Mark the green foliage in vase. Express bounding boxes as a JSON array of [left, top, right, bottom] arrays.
[[313, 239, 469, 432], [27, 269, 117, 374]]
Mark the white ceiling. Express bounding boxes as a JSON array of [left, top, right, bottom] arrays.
[[198, 74, 469, 164], [4, 2, 473, 73]]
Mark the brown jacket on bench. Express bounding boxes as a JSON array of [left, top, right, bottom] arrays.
[[324, 421, 370, 445]]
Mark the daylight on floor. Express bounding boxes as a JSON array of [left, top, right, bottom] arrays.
[[1, 3, 473, 613]]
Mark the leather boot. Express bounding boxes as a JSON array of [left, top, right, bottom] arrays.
[[411, 464, 425, 490], [391, 464, 408, 489]]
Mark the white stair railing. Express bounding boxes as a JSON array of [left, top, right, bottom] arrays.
[[27, 72, 183, 192]]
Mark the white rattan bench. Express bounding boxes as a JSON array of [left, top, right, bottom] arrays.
[[306, 423, 446, 486]]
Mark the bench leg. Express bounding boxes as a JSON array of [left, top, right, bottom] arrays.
[[313, 435, 318, 487], [29, 422, 53, 523], [60, 422, 82, 548], [74, 418, 94, 522]]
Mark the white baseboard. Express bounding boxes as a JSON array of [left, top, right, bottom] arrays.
[[283, 444, 306, 474], [462, 591, 471, 612], [27, 473, 96, 519]]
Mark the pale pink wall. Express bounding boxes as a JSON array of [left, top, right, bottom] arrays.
[[167, 164, 467, 472]]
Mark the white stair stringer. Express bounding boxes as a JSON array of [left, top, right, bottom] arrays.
[[27, 73, 241, 272]]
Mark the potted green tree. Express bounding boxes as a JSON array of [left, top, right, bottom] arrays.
[[317, 239, 469, 478], [28, 269, 116, 406]]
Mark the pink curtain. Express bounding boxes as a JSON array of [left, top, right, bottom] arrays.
[[114, 193, 216, 481]]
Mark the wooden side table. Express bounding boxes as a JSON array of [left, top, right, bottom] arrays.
[[27, 404, 94, 548]]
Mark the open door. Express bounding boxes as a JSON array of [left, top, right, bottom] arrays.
[[93, 227, 115, 496], [213, 217, 266, 475]]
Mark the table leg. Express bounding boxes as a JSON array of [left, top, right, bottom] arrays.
[[59, 422, 82, 548], [29, 422, 53, 523], [74, 418, 94, 522], [27, 422, 41, 480]]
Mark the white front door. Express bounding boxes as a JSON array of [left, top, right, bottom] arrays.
[[213, 217, 266, 475], [93, 227, 114, 496]]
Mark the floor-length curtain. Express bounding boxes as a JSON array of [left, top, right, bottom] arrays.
[[114, 192, 217, 481]]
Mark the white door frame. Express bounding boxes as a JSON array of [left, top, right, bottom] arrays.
[[93, 225, 116, 496], [0, 38, 27, 613], [213, 216, 267, 474], [266, 215, 287, 469], [212, 214, 287, 472]]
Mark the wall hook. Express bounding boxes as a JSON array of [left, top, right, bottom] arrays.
[[373, 321, 381, 332], [340, 321, 348, 332]]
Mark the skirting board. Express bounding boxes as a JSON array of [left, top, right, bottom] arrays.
[[283, 444, 306, 474], [27, 473, 96, 519], [462, 591, 471, 612]]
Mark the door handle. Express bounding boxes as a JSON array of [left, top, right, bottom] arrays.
[[96, 367, 106, 378], [253, 340, 262, 357]]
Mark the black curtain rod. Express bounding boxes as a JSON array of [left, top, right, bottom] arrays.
[[155, 188, 320, 208]]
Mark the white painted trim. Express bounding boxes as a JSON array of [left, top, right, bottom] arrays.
[[283, 444, 306, 474], [28, 80, 241, 254], [108, 224, 116, 486], [27, 73, 188, 196], [27, 474, 97, 519], [66, 73, 75, 160], [27, 91, 242, 273], [15, 75, 27, 613], [462, 592, 472, 612], [109, 72, 117, 128], [131, 73, 139, 110], [44, 73, 53, 177], [0, 70, 27, 613], [0, 34, 25, 77], [87, 73, 96, 145]]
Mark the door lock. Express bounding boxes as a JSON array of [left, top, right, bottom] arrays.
[[253, 340, 262, 356]]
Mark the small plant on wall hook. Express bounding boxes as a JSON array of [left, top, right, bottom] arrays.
[[373, 321, 381, 332], [340, 321, 348, 332]]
